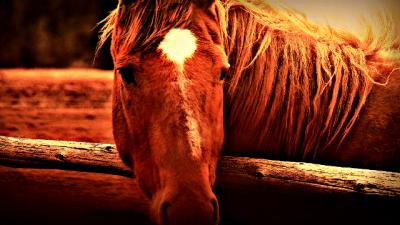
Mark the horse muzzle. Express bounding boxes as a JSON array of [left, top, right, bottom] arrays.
[[153, 184, 220, 225]]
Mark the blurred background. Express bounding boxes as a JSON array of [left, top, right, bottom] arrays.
[[0, 0, 117, 143], [0, 0, 399, 69], [0, 0, 399, 144], [0, 0, 115, 69], [279, 0, 400, 36]]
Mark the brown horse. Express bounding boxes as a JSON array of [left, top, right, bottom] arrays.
[[98, 0, 400, 224]]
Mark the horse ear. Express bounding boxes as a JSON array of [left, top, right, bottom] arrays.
[[192, 0, 215, 9]]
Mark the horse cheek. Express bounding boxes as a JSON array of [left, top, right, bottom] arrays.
[[112, 84, 137, 169]]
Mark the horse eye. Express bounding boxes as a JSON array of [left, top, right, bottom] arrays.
[[220, 69, 227, 81], [117, 67, 136, 85]]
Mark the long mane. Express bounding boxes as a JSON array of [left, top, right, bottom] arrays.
[[217, 0, 399, 159], [98, 0, 400, 160]]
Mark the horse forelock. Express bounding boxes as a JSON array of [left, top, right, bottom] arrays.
[[98, 0, 193, 56]]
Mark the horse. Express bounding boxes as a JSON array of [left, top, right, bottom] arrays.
[[97, 0, 400, 224]]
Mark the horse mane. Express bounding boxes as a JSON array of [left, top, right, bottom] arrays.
[[98, 0, 400, 160], [217, 0, 400, 159]]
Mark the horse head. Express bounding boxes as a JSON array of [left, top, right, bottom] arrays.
[[108, 0, 229, 224]]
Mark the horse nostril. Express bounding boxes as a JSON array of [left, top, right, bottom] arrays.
[[160, 201, 171, 224], [159, 196, 219, 225]]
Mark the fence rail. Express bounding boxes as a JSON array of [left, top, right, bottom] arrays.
[[0, 136, 399, 225]]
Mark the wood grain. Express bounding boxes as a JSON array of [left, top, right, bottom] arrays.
[[1, 136, 399, 225], [1, 136, 399, 197]]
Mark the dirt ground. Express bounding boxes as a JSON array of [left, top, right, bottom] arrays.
[[0, 69, 114, 143]]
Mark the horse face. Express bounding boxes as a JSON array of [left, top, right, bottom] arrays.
[[111, 1, 228, 224]]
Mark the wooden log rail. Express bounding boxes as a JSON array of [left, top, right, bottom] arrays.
[[0, 135, 399, 225]]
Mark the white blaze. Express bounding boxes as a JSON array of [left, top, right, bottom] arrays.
[[158, 28, 201, 158], [158, 28, 197, 71]]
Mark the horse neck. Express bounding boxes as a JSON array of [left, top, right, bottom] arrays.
[[221, 4, 381, 160]]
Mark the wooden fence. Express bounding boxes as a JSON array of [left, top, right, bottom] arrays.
[[0, 136, 399, 225]]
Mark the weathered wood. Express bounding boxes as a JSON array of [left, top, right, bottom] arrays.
[[0, 136, 400, 225], [0, 136, 131, 176], [1, 135, 399, 197]]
